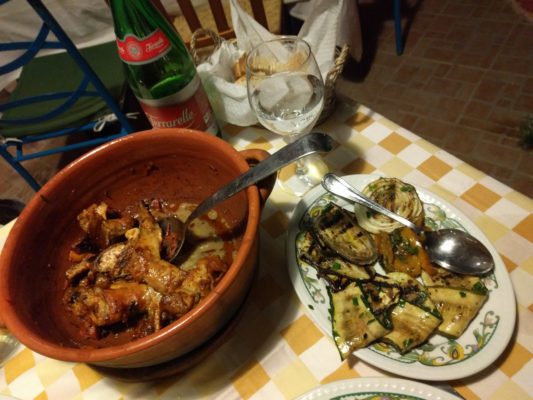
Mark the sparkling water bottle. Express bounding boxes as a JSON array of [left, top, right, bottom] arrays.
[[109, 0, 218, 135]]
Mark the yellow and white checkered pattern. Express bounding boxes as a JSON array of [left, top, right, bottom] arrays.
[[0, 102, 531, 400]]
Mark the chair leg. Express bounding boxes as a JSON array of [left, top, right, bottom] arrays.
[[0, 147, 41, 191], [27, 0, 134, 134], [394, 0, 403, 55]]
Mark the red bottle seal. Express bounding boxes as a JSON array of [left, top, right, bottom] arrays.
[[116, 30, 170, 64]]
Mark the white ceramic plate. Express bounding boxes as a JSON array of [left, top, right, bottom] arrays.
[[295, 377, 459, 400], [287, 174, 516, 381]]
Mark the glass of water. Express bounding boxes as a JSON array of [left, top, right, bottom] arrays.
[[246, 36, 327, 196]]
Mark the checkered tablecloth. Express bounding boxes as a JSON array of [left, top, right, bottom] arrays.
[[0, 102, 531, 400]]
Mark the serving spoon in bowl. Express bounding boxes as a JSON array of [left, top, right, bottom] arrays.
[[161, 132, 334, 262], [321, 173, 495, 276]]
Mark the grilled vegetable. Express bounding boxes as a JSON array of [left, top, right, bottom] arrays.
[[295, 176, 491, 359], [375, 227, 435, 277], [321, 273, 351, 291], [313, 203, 377, 265], [360, 275, 401, 325], [331, 282, 390, 359], [421, 269, 488, 295], [427, 287, 488, 338], [387, 272, 439, 314], [382, 300, 442, 354], [354, 177, 424, 234], [298, 231, 374, 283]]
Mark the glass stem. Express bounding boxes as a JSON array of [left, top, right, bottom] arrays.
[[284, 133, 313, 182]]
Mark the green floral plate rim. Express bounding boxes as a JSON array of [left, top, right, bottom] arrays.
[[287, 174, 516, 381], [294, 377, 459, 400]]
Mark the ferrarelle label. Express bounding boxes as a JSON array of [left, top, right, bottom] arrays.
[[137, 76, 218, 134]]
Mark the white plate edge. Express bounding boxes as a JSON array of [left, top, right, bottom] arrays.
[[294, 377, 460, 400]]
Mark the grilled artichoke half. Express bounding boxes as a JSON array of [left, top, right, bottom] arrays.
[[312, 203, 378, 265], [354, 177, 424, 234]]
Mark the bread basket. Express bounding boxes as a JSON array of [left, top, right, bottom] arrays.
[[189, 28, 349, 125]]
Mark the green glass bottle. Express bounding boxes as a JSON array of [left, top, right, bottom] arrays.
[[109, 0, 218, 134]]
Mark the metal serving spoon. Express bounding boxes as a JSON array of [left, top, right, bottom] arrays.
[[321, 173, 495, 275], [162, 132, 334, 262]]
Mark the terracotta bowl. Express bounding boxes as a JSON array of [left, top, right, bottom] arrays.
[[0, 129, 273, 368]]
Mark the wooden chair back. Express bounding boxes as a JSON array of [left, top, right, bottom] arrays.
[[179, 0, 267, 38], [153, 0, 272, 47]]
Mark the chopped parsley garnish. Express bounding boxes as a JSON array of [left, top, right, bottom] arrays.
[[472, 281, 488, 295], [400, 185, 415, 192], [391, 230, 403, 246], [404, 244, 419, 255]]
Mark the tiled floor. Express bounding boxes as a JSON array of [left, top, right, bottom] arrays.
[[0, 0, 532, 212], [337, 0, 533, 197]]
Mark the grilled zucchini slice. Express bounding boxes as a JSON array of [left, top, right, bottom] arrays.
[[387, 272, 440, 315], [421, 269, 488, 295], [427, 287, 488, 338], [360, 275, 401, 325], [382, 300, 442, 354], [331, 282, 390, 359]]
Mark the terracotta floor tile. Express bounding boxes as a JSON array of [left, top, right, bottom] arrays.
[[501, 136, 522, 147], [514, 94, 533, 113], [524, 78, 533, 94], [423, 46, 458, 63], [474, 79, 505, 102], [442, 130, 479, 155], [424, 77, 461, 97], [397, 113, 419, 129], [431, 97, 468, 123], [475, 141, 523, 169], [418, 0, 447, 14], [491, 106, 528, 127], [441, 2, 479, 17], [492, 54, 532, 75], [447, 65, 484, 84], [465, 101, 493, 119], [518, 154, 533, 177], [459, 116, 510, 135], [454, 52, 495, 69]]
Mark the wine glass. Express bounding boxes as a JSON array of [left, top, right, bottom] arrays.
[[0, 329, 18, 365], [246, 36, 328, 196]]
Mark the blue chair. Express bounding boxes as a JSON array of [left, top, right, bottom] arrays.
[[394, 0, 404, 55], [0, 0, 134, 191]]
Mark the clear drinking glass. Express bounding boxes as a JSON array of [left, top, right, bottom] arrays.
[[246, 36, 328, 196]]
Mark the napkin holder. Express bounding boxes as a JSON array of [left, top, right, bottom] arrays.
[[190, 28, 349, 126]]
